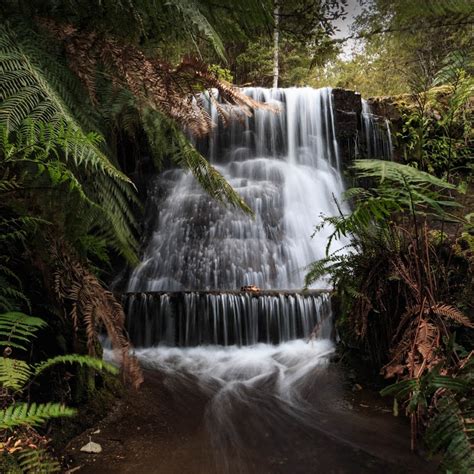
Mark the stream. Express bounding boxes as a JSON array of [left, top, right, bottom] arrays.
[[69, 339, 433, 473]]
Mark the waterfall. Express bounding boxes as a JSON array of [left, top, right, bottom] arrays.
[[110, 89, 423, 474], [361, 99, 393, 160], [124, 291, 332, 347], [127, 87, 349, 294]]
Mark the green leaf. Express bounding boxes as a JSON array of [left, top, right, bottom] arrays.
[[0, 402, 76, 430]]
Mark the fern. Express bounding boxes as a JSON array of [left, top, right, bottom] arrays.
[[0, 358, 31, 390], [430, 304, 473, 328], [0, 402, 76, 430], [354, 159, 457, 189], [167, 0, 226, 61], [426, 394, 474, 472], [0, 312, 46, 351], [0, 23, 139, 262], [142, 108, 253, 214], [171, 130, 253, 214], [34, 354, 118, 376], [383, 363, 474, 472], [18, 448, 61, 473]]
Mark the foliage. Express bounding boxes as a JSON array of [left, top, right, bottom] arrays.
[[0, 22, 139, 262], [306, 48, 473, 467], [0, 311, 118, 472], [306, 157, 473, 466], [349, 0, 474, 95], [306, 0, 474, 97], [382, 357, 474, 472], [234, 36, 335, 87], [308, 43, 409, 97], [0, 403, 77, 431], [52, 241, 143, 389], [0, 120, 143, 388], [140, 108, 253, 214], [398, 54, 473, 176]]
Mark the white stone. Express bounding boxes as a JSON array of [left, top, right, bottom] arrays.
[[80, 441, 102, 454]]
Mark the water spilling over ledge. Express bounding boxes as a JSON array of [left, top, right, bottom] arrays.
[[124, 290, 332, 347], [124, 87, 393, 348]]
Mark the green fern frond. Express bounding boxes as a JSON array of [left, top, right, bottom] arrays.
[[0, 287, 30, 312], [305, 257, 333, 287], [18, 448, 61, 473], [142, 108, 252, 214], [0, 402, 76, 430], [167, 0, 226, 61], [0, 312, 46, 351], [171, 135, 253, 214], [425, 394, 474, 472], [353, 159, 457, 190], [0, 22, 139, 262], [0, 358, 31, 390], [34, 354, 118, 376]]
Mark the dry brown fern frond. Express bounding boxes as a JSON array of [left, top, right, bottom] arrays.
[[411, 318, 440, 377], [430, 304, 473, 328], [383, 313, 442, 379], [391, 256, 421, 300], [52, 240, 143, 389], [352, 294, 372, 338], [382, 324, 413, 379], [38, 19, 277, 137]]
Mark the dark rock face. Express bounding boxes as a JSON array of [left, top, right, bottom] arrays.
[[331, 88, 399, 166], [332, 88, 362, 166], [366, 96, 402, 122]]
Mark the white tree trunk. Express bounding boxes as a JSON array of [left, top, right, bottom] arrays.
[[272, 0, 280, 89]]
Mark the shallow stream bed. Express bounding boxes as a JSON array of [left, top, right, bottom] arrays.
[[64, 340, 435, 473]]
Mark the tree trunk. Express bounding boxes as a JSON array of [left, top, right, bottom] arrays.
[[272, 0, 280, 89]]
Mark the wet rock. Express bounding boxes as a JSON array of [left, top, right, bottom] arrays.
[[331, 88, 362, 166]]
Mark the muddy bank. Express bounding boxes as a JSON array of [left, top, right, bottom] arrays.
[[63, 362, 435, 474]]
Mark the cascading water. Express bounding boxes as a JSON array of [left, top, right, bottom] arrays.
[[127, 87, 348, 293], [125, 291, 332, 347], [125, 87, 349, 348], [361, 99, 393, 160]]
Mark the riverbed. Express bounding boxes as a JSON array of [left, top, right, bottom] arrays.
[[64, 341, 434, 473]]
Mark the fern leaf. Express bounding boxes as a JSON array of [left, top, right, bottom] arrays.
[[18, 448, 61, 473], [425, 395, 474, 473], [353, 159, 457, 190], [167, 0, 226, 61], [34, 354, 118, 376], [0, 312, 46, 351], [0, 357, 31, 390], [431, 304, 473, 328], [0, 23, 139, 262], [0, 402, 76, 430]]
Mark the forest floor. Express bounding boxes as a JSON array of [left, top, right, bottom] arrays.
[[61, 366, 437, 474]]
